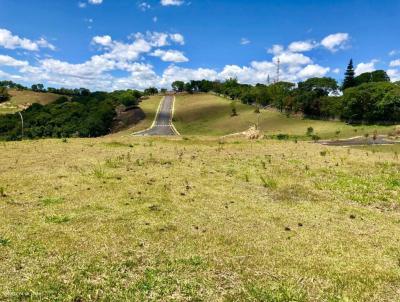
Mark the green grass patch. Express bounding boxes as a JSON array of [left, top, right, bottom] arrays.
[[174, 93, 394, 139]]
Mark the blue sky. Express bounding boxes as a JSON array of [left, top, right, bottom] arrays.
[[0, 0, 399, 90]]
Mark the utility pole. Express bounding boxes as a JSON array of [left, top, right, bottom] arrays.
[[276, 58, 280, 83], [18, 111, 24, 140]]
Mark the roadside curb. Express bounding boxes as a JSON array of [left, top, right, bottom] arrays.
[[170, 96, 181, 136]]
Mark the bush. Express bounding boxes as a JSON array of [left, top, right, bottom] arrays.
[[0, 86, 10, 103]]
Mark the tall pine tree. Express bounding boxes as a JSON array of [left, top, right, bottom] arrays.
[[342, 59, 356, 90]]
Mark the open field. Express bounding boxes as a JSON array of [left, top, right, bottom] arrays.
[[1, 135, 400, 301], [174, 94, 395, 139], [0, 89, 64, 115]]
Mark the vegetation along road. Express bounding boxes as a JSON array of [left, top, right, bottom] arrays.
[[134, 95, 179, 136]]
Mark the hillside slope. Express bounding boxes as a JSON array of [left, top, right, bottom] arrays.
[[0, 89, 63, 114], [1, 136, 400, 300], [174, 94, 395, 139]]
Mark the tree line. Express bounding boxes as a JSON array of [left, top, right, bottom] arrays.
[[0, 89, 145, 140], [171, 60, 400, 124]]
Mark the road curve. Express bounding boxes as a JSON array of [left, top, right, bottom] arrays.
[[133, 95, 179, 136]]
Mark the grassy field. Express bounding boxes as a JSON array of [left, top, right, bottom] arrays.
[[174, 94, 395, 139], [0, 89, 63, 115], [1, 135, 400, 301]]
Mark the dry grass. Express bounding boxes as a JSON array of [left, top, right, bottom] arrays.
[[174, 94, 394, 139], [1, 135, 400, 301], [0, 89, 64, 115]]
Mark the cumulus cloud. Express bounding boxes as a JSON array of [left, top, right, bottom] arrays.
[[0, 28, 55, 51], [288, 40, 316, 52], [355, 60, 378, 75], [150, 49, 189, 62], [298, 64, 330, 78], [268, 44, 284, 55], [0, 55, 29, 67], [169, 33, 185, 45], [274, 52, 312, 66], [389, 59, 400, 67], [321, 33, 350, 52], [161, 0, 184, 6], [387, 69, 400, 82], [92, 35, 112, 47]]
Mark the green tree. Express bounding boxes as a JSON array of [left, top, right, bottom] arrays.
[[172, 81, 185, 92], [0, 86, 10, 103], [354, 70, 391, 86], [342, 59, 356, 90], [144, 87, 159, 95]]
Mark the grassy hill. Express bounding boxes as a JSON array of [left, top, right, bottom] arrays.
[[0, 89, 64, 115], [174, 94, 395, 139], [1, 135, 400, 301]]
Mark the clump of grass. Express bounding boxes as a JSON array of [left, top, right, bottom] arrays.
[[61, 138, 68, 143], [40, 196, 64, 205], [0, 237, 10, 246], [320, 151, 327, 157], [105, 141, 132, 148], [105, 157, 123, 168], [311, 135, 321, 142], [387, 179, 400, 188], [92, 165, 106, 179], [0, 187, 6, 197], [45, 215, 70, 224], [276, 134, 289, 140], [245, 174, 249, 182], [306, 127, 314, 136], [260, 176, 277, 189]]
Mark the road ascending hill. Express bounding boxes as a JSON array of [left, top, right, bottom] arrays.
[[133, 95, 179, 136]]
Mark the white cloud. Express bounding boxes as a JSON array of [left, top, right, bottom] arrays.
[[240, 38, 251, 45], [389, 59, 400, 67], [274, 52, 312, 66], [88, 0, 103, 4], [333, 68, 340, 74], [355, 60, 378, 75], [297, 64, 330, 78], [268, 44, 284, 55], [321, 33, 350, 52], [92, 35, 112, 46], [389, 50, 399, 57], [153, 16, 158, 23], [288, 40, 316, 52], [161, 0, 184, 6], [151, 49, 188, 62], [387, 69, 400, 82], [160, 65, 218, 86], [78, 2, 87, 8], [0, 55, 29, 67], [138, 2, 151, 11], [0, 28, 55, 51], [169, 33, 185, 45]]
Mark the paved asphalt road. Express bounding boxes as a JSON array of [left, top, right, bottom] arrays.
[[134, 95, 178, 136]]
